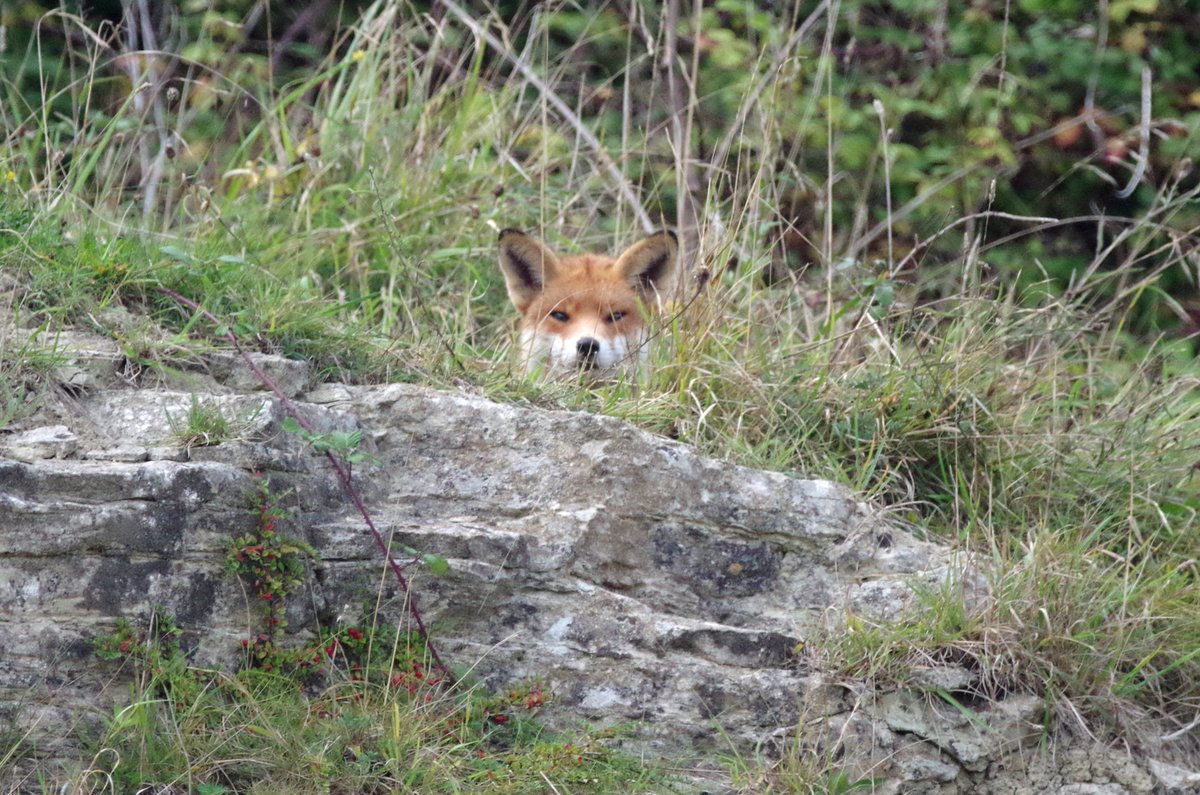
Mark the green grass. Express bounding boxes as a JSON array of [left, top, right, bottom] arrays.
[[3, 0, 1200, 791], [75, 619, 671, 795]]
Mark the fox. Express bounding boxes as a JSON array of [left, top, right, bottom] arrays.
[[497, 228, 678, 377]]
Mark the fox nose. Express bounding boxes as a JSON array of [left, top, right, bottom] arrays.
[[576, 337, 600, 367]]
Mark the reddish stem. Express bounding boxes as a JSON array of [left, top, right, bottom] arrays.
[[158, 287, 453, 681]]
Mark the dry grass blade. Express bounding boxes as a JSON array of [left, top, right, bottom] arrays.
[[438, 0, 655, 233]]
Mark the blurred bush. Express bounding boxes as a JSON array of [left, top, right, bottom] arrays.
[[4, 0, 1197, 330]]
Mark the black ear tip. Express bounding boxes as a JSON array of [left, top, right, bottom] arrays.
[[499, 227, 526, 242], [663, 229, 677, 242]]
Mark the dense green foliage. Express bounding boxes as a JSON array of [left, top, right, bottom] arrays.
[[5, 1, 1198, 314]]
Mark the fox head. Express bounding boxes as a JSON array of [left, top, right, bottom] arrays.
[[497, 229, 678, 376]]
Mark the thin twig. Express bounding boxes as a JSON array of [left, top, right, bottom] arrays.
[[1161, 712, 1200, 742], [708, 0, 830, 179], [120, 2, 151, 214], [437, 0, 655, 233], [874, 98, 894, 272], [893, 210, 1059, 273], [158, 287, 454, 681], [269, 0, 333, 72], [663, 0, 695, 267], [123, 0, 172, 221], [1083, 0, 1109, 142], [822, 3, 837, 322], [1116, 65, 1152, 199], [845, 116, 1109, 263]]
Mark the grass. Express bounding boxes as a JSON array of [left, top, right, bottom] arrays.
[[72, 614, 669, 795], [165, 394, 246, 448], [3, 0, 1200, 791]]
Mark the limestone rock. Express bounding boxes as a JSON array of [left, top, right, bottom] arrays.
[[207, 350, 312, 397], [878, 690, 1041, 772], [1148, 757, 1200, 793], [82, 445, 150, 462], [28, 330, 126, 392], [2, 425, 78, 461], [0, 377, 1181, 794]]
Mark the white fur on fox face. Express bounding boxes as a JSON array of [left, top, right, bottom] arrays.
[[498, 229, 677, 378], [520, 327, 645, 374]]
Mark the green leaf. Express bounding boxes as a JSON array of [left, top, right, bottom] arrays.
[[281, 417, 302, 434], [329, 430, 363, 450], [428, 247, 472, 260], [1110, 0, 1157, 23], [160, 245, 194, 262], [873, 280, 896, 309], [423, 553, 450, 576]]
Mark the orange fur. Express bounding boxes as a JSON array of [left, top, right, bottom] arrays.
[[497, 229, 677, 376]]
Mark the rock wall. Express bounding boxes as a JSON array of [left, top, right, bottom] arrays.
[[1, 336, 1196, 794]]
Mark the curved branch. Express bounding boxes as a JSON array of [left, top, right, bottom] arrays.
[[158, 287, 454, 681]]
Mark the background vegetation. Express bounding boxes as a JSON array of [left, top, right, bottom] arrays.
[[2, 0, 1199, 792]]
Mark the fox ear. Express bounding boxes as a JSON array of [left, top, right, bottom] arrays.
[[613, 230, 677, 300], [498, 229, 561, 312]]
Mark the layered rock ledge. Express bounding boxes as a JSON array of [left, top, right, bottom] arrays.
[[1, 339, 1195, 794]]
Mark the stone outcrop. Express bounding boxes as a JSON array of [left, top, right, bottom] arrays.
[[2, 333, 1197, 793]]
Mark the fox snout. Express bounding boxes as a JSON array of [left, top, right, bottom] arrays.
[[576, 337, 601, 368], [560, 334, 626, 372], [527, 328, 636, 374]]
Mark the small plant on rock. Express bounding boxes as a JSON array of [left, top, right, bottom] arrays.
[[166, 394, 259, 449], [281, 416, 372, 474], [226, 477, 318, 673], [93, 609, 204, 712]]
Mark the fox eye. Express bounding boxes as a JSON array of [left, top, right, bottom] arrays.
[[608, 311, 626, 323], [549, 310, 570, 322]]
